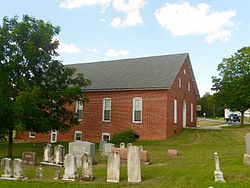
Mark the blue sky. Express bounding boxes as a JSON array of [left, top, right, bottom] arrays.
[[1, 0, 250, 96]]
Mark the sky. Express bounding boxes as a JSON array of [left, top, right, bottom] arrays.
[[1, 0, 250, 96]]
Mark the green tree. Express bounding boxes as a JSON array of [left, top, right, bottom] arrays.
[[198, 93, 224, 118], [0, 15, 90, 157], [212, 47, 250, 126]]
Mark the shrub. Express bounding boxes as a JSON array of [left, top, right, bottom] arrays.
[[110, 130, 136, 146]]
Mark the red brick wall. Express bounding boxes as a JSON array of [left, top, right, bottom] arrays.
[[166, 60, 197, 138], [16, 90, 169, 142]]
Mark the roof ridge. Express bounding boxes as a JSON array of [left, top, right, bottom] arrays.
[[64, 53, 189, 66]]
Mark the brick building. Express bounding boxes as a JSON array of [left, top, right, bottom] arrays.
[[15, 53, 199, 143]]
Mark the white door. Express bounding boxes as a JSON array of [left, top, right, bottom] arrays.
[[51, 130, 57, 143], [182, 100, 186, 128]]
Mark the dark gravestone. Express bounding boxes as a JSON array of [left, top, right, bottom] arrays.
[[22, 152, 37, 166]]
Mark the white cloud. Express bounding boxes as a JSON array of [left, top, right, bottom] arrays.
[[110, 0, 147, 28], [57, 41, 80, 54], [60, 0, 112, 10], [100, 18, 106, 22], [86, 48, 99, 54], [105, 49, 130, 57], [154, 2, 236, 43]]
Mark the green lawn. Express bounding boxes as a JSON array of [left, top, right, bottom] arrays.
[[1, 127, 250, 187]]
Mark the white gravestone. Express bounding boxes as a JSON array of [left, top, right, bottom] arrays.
[[99, 141, 107, 152], [107, 152, 120, 183], [54, 145, 65, 165], [1, 158, 12, 179], [13, 159, 27, 180], [127, 145, 141, 183], [43, 144, 53, 163], [69, 141, 95, 167], [81, 153, 93, 181], [214, 152, 225, 182], [69, 142, 85, 168], [103, 143, 115, 155], [243, 133, 250, 165], [63, 153, 78, 181], [120, 143, 125, 149], [82, 141, 95, 164]]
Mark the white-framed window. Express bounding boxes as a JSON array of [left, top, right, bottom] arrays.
[[102, 133, 110, 142], [188, 82, 191, 92], [191, 103, 194, 123], [133, 97, 142, 123], [75, 100, 83, 121], [51, 129, 57, 143], [29, 131, 36, 138], [102, 98, 111, 122], [178, 77, 182, 88], [183, 69, 186, 74], [74, 131, 82, 141], [174, 99, 177, 124]]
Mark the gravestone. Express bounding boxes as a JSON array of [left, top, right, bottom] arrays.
[[69, 141, 95, 167], [81, 153, 93, 181], [69, 142, 85, 167], [13, 159, 27, 180], [112, 147, 150, 165], [43, 144, 53, 163], [214, 152, 225, 182], [120, 142, 125, 149], [0, 158, 12, 179], [99, 141, 107, 152], [63, 153, 77, 181], [36, 167, 43, 180], [243, 133, 250, 165], [82, 141, 95, 164], [167, 149, 179, 157], [103, 143, 115, 155], [140, 148, 150, 165], [107, 152, 120, 183], [127, 146, 141, 183], [54, 145, 65, 165], [54, 169, 61, 180], [22, 152, 37, 166]]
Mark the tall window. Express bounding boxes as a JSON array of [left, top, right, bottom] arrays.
[[102, 133, 110, 142], [188, 82, 191, 92], [103, 98, 111, 122], [74, 131, 82, 141], [191, 103, 194, 123], [133, 97, 142, 123], [178, 77, 182, 88], [75, 100, 83, 121], [174, 99, 177, 124]]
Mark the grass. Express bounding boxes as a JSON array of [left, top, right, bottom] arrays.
[[1, 127, 250, 187], [197, 119, 224, 126]]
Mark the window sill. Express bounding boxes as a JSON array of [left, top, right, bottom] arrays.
[[102, 120, 111, 123], [133, 121, 142, 124]]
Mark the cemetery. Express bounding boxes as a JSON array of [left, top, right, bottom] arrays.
[[1, 127, 250, 187]]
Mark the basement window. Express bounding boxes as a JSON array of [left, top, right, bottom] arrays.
[[102, 133, 110, 142], [74, 131, 82, 141]]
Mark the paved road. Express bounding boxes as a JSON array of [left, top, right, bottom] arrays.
[[198, 117, 250, 124]]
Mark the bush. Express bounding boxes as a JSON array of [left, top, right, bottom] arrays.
[[110, 130, 136, 146]]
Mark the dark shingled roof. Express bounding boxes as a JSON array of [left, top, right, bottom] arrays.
[[66, 53, 199, 97]]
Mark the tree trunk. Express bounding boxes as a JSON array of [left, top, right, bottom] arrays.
[[7, 129, 13, 158], [240, 111, 245, 128]]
